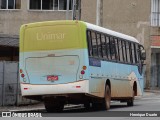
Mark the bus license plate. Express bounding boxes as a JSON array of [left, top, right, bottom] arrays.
[[47, 76, 58, 81]]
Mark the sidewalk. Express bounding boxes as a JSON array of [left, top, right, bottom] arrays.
[[0, 90, 159, 112], [144, 89, 160, 93]]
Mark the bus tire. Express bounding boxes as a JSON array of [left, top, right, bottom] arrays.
[[127, 90, 135, 106], [103, 85, 111, 110], [44, 102, 64, 113]]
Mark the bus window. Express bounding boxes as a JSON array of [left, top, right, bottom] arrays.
[[136, 44, 140, 63], [118, 39, 123, 62], [110, 37, 116, 60], [126, 41, 131, 63], [114, 38, 119, 61], [134, 44, 139, 63], [91, 31, 98, 57], [101, 34, 107, 59], [97, 33, 102, 58], [106, 36, 111, 60], [131, 43, 136, 64], [87, 30, 93, 57], [122, 40, 127, 62]]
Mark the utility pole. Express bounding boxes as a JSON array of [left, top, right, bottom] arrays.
[[78, 0, 81, 20], [66, 0, 81, 20], [72, 0, 76, 20], [96, 0, 103, 26], [66, 0, 70, 20]]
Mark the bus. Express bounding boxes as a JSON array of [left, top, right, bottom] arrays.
[[19, 20, 146, 112]]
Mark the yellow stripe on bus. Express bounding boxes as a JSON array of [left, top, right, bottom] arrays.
[[20, 21, 87, 52]]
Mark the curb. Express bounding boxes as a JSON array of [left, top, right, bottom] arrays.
[[144, 90, 160, 93]]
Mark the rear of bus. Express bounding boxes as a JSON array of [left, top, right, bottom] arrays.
[[19, 21, 90, 102]]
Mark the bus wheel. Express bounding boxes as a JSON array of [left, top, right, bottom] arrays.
[[127, 90, 135, 106], [103, 85, 111, 110], [44, 102, 64, 113]]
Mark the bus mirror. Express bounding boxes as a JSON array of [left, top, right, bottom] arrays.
[[140, 50, 146, 60]]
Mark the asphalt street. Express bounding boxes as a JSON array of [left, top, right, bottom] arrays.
[[0, 91, 160, 119]]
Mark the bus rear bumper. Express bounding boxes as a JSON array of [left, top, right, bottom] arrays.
[[21, 80, 89, 96]]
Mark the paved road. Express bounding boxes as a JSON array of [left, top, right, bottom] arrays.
[[1, 92, 160, 119], [42, 93, 160, 117]]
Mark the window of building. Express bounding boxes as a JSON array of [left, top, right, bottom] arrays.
[[29, 0, 78, 11], [151, 0, 160, 26], [0, 0, 21, 9]]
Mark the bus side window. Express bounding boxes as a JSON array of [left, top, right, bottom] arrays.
[[109, 37, 116, 60], [114, 38, 119, 61], [137, 44, 141, 63], [129, 42, 133, 63], [122, 40, 127, 63], [134, 44, 139, 63], [87, 30, 92, 57], [97, 33, 102, 58], [118, 39, 123, 62], [131, 43, 136, 64], [91, 31, 98, 57], [106, 36, 111, 60], [126, 41, 131, 63], [101, 34, 107, 59]]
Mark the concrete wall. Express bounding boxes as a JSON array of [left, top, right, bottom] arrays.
[[0, 61, 38, 106], [81, 0, 151, 88], [0, 0, 72, 35], [81, 0, 97, 24]]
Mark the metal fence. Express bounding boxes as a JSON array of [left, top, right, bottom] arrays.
[[0, 61, 38, 106]]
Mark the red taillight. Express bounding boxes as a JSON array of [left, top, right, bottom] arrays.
[[76, 86, 81, 88], [81, 70, 85, 75], [24, 88, 28, 90], [21, 74, 25, 78]]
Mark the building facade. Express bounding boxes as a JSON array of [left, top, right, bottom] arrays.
[[0, 0, 159, 89]]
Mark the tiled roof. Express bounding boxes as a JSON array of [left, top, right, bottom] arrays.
[[0, 34, 19, 47]]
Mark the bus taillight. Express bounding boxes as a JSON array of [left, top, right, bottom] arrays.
[[82, 66, 87, 70], [20, 69, 25, 78], [76, 86, 81, 88], [20, 69, 23, 73], [24, 88, 28, 90], [81, 70, 85, 75], [21, 74, 25, 78]]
